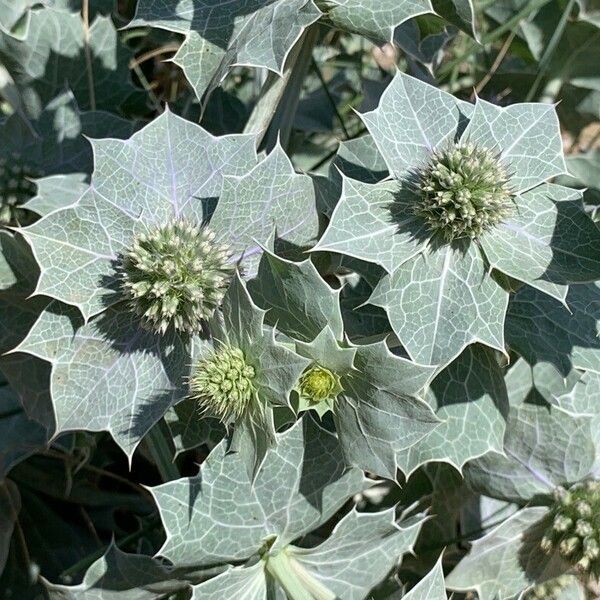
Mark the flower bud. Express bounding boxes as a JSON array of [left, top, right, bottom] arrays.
[[298, 365, 342, 406], [189, 346, 257, 421]]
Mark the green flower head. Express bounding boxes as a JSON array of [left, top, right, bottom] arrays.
[[189, 346, 257, 421], [415, 142, 513, 241], [119, 219, 235, 335], [525, 574, 574, 599], [298, 365, 343, 406], [0, 155, 41, 226], [540, 480, 600, 576]]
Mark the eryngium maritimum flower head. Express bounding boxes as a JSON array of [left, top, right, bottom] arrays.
[[298, 365, 342, 405], [0, 156, 42, 226], [189, 346, 257, 421], [540, 480, 600, 576], [415, 143, 513, 241], [119, 220, 234, 335]]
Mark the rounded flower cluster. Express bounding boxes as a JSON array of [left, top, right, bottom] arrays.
[[541, 480, 600, 575], [189, 346, 256, 421], [525, 575, 574, 599], [415, 143, 513, 241], [298, 365, 342, 405], [119, 220, 234, 335], [0, 156, 42, 226]]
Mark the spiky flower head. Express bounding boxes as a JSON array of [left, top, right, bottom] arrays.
[[540, 480, 600, 576], [119, 219, 234, 335], [189, 346, 257, 421], [415, 143, 513, 241], [525, 574, 574, 600], [298, 365, 342, 406], [0, 155, 42, 226]]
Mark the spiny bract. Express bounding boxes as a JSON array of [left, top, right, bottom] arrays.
[[119, 219, 235, 335], [0, 155, 42, 226], [189, 346, 257, 421], [540, 480, 600, 576], [415, 143, 513, 241], [298, 365, 342, 405]]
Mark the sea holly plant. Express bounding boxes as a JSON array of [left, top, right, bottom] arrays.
[[315, 71, 600, 366], [4, 1, 600, 599], [14, 110, 318, 458]]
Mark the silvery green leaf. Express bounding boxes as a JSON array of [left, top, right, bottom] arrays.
[[293, 326, 439, 477], [129, 0, 321, 101], [218, 274, 310, 412], [288, 508, 425, 600], [42, 543, 196, 600], [0, 231, 38, 296], [249, 251, 344, 343], [481, 184, 600, 301], [552, 369, 600, 418], [0, 480, 19, 575], [26, 174, 89, 217], [464, 365, 597, 503], [14, 301, 189, 460], [191, 563, 267, 599], [164, 400, 224, 457], [209, 145, 319, 275], [0, 385, 47, 478], [506, 282, 600, 375], [330, 134, 387, 187], [313, 177, 427, 274], [359, 72, 472, 179], [401, 556, 446, 600], [0, 92, 135, 184], [191, 509, 424, 600], [0, 0, 41, 38], [446, 506, 561, 600], [321, 0, 477, 43], [0, 7, 143, 117], [151, 417, 365, 567], [460, 97, 566, 193], [395, 345, 508, 474], [576, 0, 600, 27], [21, 110, 258, 319], [370, 241, 508, 366]]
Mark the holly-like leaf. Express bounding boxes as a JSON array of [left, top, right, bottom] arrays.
[[402, 556, 446, 600], [506, 282, 600, 376], [0, 91, 135, 181], [287, 508, 424, 600], [42, 543, 197, 600], [249, 251, 344, 343], [21, 110, 258, 319], [480, 184, 600, 301], [209, 145, 319, 275], [446, 506, 561, 600], [25, 174, 89, 217], [0, 0, 41, 38], [210, 274, 311, 478], [0, 6, 143, 118], [370, 241, 508, 366], [151, 417, 365, 567], [395, 345, 508, 474], [13, 301, 189, 461], [295, 327, 439, 479], [315, 72, 594, 367], [321, 0, 478, 43], [129, 0, 322, 102], [464, 360, 597, 504]]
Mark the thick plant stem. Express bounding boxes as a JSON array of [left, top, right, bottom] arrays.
[[244, 24, 319, 152], [144, 419, 179, 482], [265, 551, 336, 600]]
